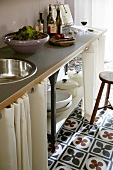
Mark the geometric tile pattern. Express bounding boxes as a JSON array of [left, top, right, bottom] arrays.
[[48, 101, 113, 170], [48, 61, 113, 170]]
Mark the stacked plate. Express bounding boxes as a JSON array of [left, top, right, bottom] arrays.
[[47, 89, 72, 117]]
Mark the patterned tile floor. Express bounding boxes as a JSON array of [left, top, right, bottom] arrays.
[[48, 61, 113, 170]]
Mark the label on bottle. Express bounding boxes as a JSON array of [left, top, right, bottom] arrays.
[[36, 22, 43, 33], [48, 24, 57, 34], [36, 24, 39, 32], [39, 23, 43, 33]]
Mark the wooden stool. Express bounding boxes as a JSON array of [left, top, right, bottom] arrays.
[[90, 71, 113, 125]]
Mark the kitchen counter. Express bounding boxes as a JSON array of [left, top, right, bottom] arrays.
[[0, 26, 107, 112]]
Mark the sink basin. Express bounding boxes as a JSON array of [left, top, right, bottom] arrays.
[[0, 58, 37, 84]]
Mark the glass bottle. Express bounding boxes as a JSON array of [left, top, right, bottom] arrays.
[[47, 4, 52, 25], [39, 12, 44, 32], [56, 5, 62, 34], [35, 12, 44, 33], [47, 4, 57, 36]]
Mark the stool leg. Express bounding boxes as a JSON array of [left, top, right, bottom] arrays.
[[90, 82, 105, 125], [104, 83, 111, 110]]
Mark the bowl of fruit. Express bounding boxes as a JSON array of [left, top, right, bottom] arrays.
[[3, 26, 49, 54]]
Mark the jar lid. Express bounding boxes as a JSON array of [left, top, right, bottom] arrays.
[[56, 78, 79, 90]]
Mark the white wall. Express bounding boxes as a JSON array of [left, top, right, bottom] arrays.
[[0, 0, 64, 48]]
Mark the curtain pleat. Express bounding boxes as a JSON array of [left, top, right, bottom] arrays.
[[28, 79, 48, 170], [0, 105, 17, 170], [92, 0, 113, 61], [14, 101, 22, 170], [22, 94, 32, 170], [0, 94, 32, 170]]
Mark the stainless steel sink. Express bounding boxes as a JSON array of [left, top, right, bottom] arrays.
[[0, 58, 37, 84]]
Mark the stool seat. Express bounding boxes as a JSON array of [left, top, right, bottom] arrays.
[[90, 71, 113, 125], [99, 71, 113, 84]]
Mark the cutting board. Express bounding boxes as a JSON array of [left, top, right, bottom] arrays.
[[49, 37, 76, 47]]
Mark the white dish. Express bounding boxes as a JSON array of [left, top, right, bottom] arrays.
[[47, 101, 72, 117], [47, 89, 72, 111]]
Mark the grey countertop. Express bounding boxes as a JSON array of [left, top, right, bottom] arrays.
[[0, 27, 106, 110]]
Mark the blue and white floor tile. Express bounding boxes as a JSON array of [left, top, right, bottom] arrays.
[[48, 141, 67, 160], [70, 133, 94, 152], [57, 128, 74, 144], [48, 61, 113, 170], [48, 101, 113, 170], [82, 154, 111, 170]]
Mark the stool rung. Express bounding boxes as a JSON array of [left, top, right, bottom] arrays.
[[106, 105, 113, 110], [98, 104, 111, 110]]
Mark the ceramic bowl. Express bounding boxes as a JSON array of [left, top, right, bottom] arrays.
[[47, 101, 72, 117], [47, 89, 72, 111], [3, 32, 49, 54]]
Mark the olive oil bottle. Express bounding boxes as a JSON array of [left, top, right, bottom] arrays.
[[56, 5, 62, 34], [47, 4, 57, 36]]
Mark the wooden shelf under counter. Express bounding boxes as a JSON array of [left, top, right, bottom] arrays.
[[47, 85, 83, 134]]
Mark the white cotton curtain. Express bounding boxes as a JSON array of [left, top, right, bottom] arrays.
[[28, 79, 48, 170], [0, 94, 32, 170], [92, 0, 113, 62], [72, 0, 113, 62], [73, 0, 92, 26]]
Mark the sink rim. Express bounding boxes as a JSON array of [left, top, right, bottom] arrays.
[[0, 58, 37, 84]]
